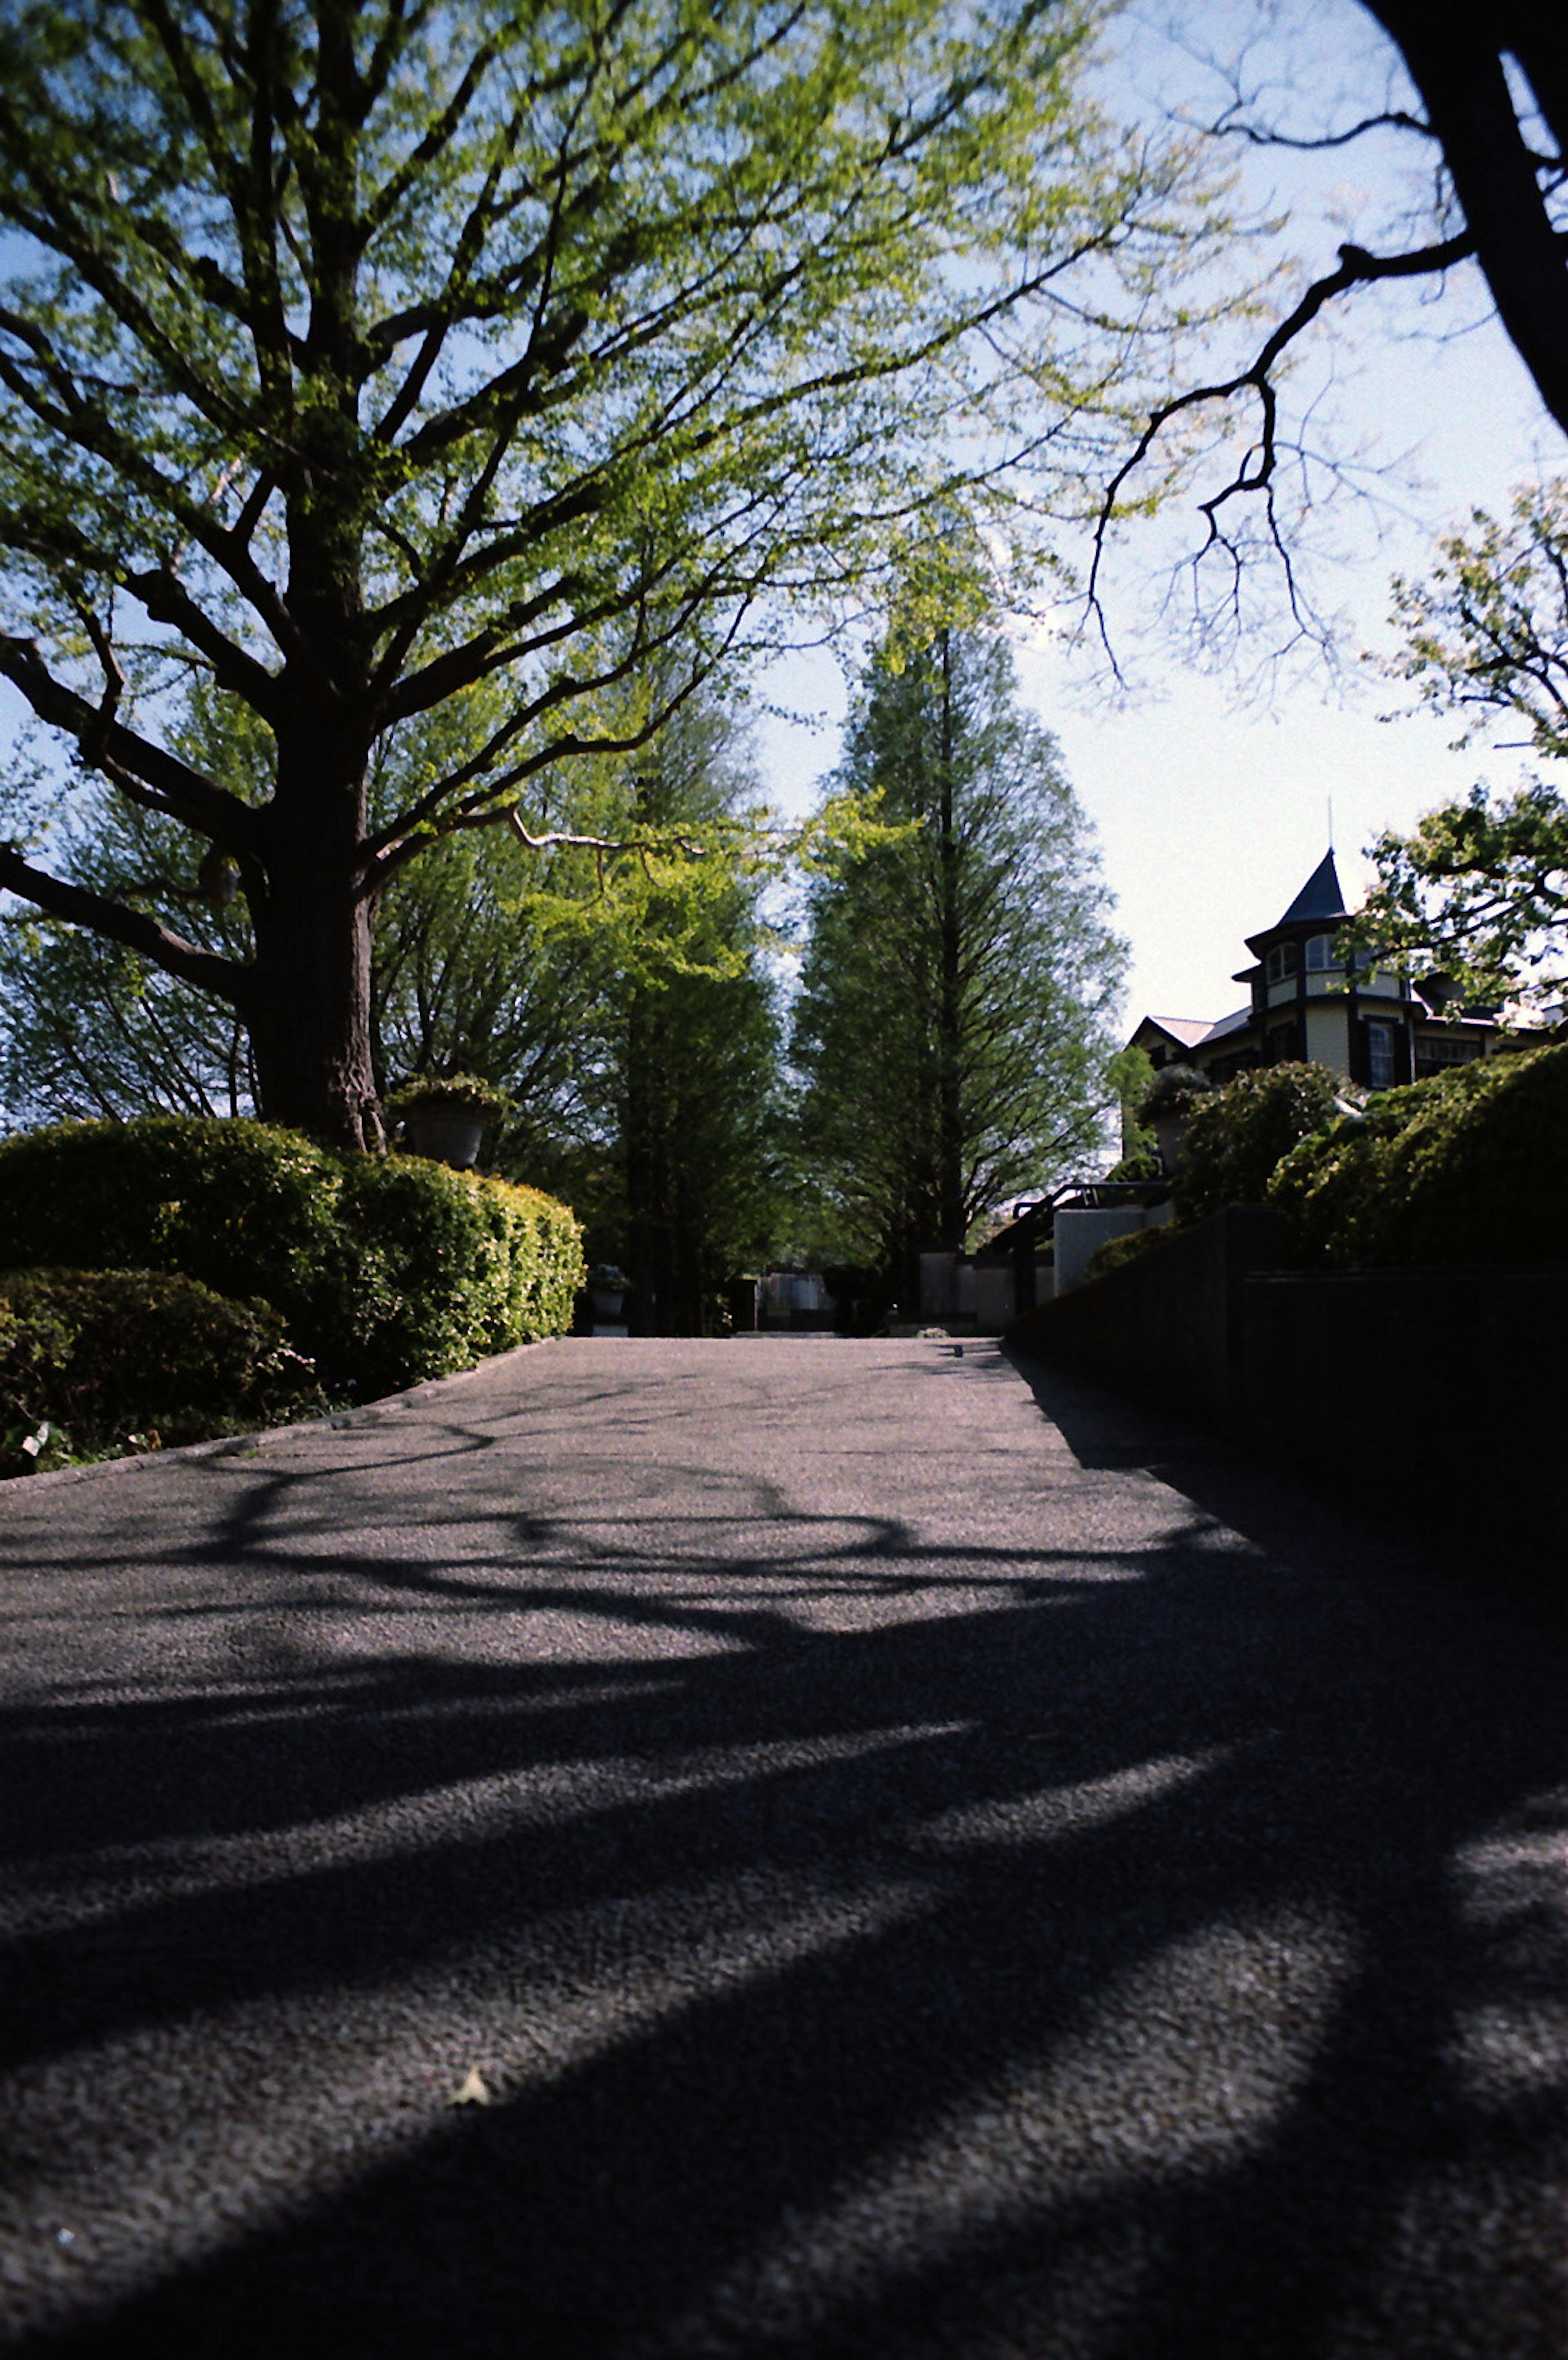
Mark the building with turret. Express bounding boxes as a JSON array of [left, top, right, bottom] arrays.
[[1126, 850, 1499, 1090]]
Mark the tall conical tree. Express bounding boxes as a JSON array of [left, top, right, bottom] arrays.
[[791, 608, 1124, 1297]]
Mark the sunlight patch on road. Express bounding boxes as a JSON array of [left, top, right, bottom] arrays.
[[652, 1900, 1357, 2357], [909, 1747, 1235, 1850]]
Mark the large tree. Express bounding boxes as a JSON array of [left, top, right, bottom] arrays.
[[790, 602, 1125, 1291], [0, 0, 1214, 1147], [0, 672, 619, 1130]]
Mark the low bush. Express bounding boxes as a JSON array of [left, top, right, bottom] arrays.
[[1172, 1062, 1343, 1224], [0, 1117, 585, 1401], [1268, 1042, 1568, 1266], [330, 1157, 584, 1398], [0, 1116, 343, 1346], [1080, 1224, 1175, 1283], [0, 1268, 320, 1474], [1103, 1140, 1163, 1184], [1136, 1064, 1214, 1125]]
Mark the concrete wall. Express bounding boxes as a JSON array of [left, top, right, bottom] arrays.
[[1023, 1206, 1290, 1427], [1011, 1212, 1568, 1556], [921, 1252, 1040, 1331]]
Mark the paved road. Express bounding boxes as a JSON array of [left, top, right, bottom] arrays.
[[1, 1337, 1564, 2360]]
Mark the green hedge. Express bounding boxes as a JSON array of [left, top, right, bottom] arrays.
[[1268, 1042, 1568, 1267], [0, 1117, 341, 1345], [1172, 1062, 1343, 1224], [0, 1268, 318, 1473], [1080, 1224, 1176, 1284], [0, 1117, 584, 1398], [332, 1156, 586, 1398]]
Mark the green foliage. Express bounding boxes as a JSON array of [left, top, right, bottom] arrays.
[[385, 1073, 512, 1122], [0, 0, 1227, 1140], [1171, 1062, 1342, 1223], [1359, 481, 1568, 1006], [1136, 1063, 1214, 1124], [1103, 1141, 1164, 1183], [1387, 482, 1568, 766], [0, 1269, 318, 1475], [0, 1117, 583, 1398], [1080, 1224, 1174, 1282], [0, 1117, 344, 1340], [495, 687, 792, 1331], [1267, 1044, 1568, 1267], [0, 787, 258, 1127], [1106, 1044, 1157, 1166], [1355, 780, 1568, 1011], [791, 598, 1126, 1280], [331, 1159, 584, 1398]]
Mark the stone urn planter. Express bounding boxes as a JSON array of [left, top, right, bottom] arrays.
[[384, 1076, 510, 1170], [589, 1266, 630, 1321], [401, 1103, 486, 1168]]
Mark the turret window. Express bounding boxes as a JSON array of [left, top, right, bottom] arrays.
[[1304, 934, 1339, 972], [1265, 942, 1299, 984], [1367, 1021, 1396, 1089]]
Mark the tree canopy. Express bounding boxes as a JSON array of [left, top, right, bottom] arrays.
[[0, 0, 1217, 1145]]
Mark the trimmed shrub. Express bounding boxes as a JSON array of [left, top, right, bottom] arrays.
[[1103, 1140, 1163, 1184], [1136, 1064, 1213, 1124], [0, 1116, 343, 1347], [0, 1117, 585, 1401], [1268, 1042, 1568, 1267], [1080, 1223, 1175, 1283], [327, 1157, 584, 1398], [1172, 1062, 1343, 1224], [0, 1268, 319, 1473]]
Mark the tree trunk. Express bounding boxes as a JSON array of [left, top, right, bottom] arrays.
[[1365, 2, 1568, 441], [245, 721, 384, 1152]]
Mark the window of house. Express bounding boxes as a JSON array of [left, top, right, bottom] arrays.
[[1367, 1020, 1396, 1089], [1415, 1035, 1482, 1073], [1265, 941, 1299, 984], [1305, 934, 1339, 971]]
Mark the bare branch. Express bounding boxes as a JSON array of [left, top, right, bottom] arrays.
[[1204, 103, 1433, 151], [0, 636, 259, 852], [507, 810, 706, 857], [0, 841, 249, 1006], [1084, 227, 1476, 659]]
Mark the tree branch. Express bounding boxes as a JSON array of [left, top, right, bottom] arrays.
[[0, 843, 249, 1006], [1085, 227, 1477, 653], [0, 637, 259, 852]]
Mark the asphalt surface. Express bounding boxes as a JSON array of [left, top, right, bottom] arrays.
[[0, 1335, 1564, 2360]]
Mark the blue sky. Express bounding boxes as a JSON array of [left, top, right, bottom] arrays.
[[754, 0, 1560, 1036]]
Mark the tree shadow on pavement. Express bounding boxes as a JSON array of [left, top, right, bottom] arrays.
[[2, 1354, 1565, 2360]]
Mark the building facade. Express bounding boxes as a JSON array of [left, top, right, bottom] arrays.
[[1127, 851, 1499, 1091]]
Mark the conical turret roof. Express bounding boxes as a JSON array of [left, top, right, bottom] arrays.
[[1274, 848, 1348, 928]]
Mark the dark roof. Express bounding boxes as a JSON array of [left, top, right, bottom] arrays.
[[1274, 848, 1348, 928]]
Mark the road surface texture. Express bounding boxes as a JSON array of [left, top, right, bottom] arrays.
[[1, 1336, 1564, 2360]]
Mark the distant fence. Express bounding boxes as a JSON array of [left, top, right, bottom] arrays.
[[1011, 1207, 1568, 1558]]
